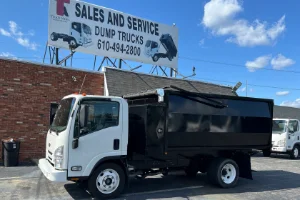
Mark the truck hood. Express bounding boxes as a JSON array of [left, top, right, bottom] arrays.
[[46, 130, 66, 168], [272, 132, 287, 145]]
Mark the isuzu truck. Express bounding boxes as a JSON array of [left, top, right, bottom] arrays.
[[39, 86, 273, 199], [264, 118, 300, 159]]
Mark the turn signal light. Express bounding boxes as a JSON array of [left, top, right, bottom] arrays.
[[82, 93, 86, 96]]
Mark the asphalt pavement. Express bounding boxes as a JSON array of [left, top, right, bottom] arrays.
[[1, 153, 300, 200]]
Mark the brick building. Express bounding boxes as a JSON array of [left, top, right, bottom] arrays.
[[0, 58, 236, 162]]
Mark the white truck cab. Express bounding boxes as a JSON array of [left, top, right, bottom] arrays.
[[39, 94, 128, 185], [270, 118, 300, 159]]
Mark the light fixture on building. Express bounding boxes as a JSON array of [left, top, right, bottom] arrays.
[[232, 81, 242, 92]]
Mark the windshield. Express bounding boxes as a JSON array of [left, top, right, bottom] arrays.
[[272, 120, 287, 134], [83, 24, 92, 35], [51, 98, 76, 133], [145, 40, 151, 47]]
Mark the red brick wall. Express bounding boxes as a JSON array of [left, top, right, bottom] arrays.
[[0, 59, 104, 162]]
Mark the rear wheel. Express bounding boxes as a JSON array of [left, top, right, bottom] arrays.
[[50, 33, 58, 41], [69, 38, 78, 48], [88, 163, 125, 199], [152, 54, 159, 62], [263, 149, 271, 157], [207, 158, 239, 188], [290, 146, 299, 159]]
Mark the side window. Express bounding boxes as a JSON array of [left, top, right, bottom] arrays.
[[151, 42, 158, 48], [78, 101, 119, 137], [72, 23, 81, 33], [289, 120, 299, 132]]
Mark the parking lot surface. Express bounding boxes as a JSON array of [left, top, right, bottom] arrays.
[[1, 153, 300, 200]]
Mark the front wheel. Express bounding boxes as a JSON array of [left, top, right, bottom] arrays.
[[290, 146, 299, 159], [207, 158, 239, 188], [88, 163, 125, 199]]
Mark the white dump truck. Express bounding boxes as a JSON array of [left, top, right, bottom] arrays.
[[39, 86, 273, 199], [265, 118, 300, 159]]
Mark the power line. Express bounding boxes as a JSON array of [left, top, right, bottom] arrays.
[[179, 56, 300, 74], [192, 76, 300, 91], [4, 55, 300, 74], [3, 55, 300, 91]]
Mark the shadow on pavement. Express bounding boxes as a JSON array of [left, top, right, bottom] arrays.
[[64, 170, 300, 200]]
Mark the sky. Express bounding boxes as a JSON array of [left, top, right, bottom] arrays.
[[0, 0, 300, 107]]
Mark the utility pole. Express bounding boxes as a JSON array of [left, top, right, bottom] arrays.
[[246, 80, 248, 97]]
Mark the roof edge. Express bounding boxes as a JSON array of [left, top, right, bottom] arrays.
[[0, 57, 103, 75], [104, 67, 233, 89]]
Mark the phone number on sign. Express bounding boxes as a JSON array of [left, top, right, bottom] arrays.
[[97, 40, 141, 56]]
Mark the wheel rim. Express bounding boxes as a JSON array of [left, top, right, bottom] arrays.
[[154, 55, 158, 61], [221, 164, 236, 184], [96, 169, 120, 194], [70, 40, 76, 46], [294, 148, 299, 158]]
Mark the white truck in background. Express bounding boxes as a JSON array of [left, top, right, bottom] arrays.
[[264, 118, 300, 159]]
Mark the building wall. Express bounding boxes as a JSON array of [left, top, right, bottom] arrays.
[[0, 59, 104, 161]]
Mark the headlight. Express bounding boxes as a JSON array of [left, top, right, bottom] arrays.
[[277, 140, 286, 147], [54, 146, 64, 169]]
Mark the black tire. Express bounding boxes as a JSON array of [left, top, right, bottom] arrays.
[[263, 149, 271, 157], [88, 163, 125, 199], [50, 33, 58, 41], [69, 38, 78, 48], [152, 54, 159, 62], [207, 158, 239, 188], [290, 145, 299, 159]]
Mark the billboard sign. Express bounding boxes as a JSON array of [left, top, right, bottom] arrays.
[[48, 0, 179, 68]]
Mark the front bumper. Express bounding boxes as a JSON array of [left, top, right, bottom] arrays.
[[271, 147, 287, 152], [38, 158, 67, 182]]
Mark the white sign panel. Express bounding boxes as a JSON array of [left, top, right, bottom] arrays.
[[48, 0, 179, 68]]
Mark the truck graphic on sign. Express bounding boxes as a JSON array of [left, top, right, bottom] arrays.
[[50, 22, 92, 48], [144, 34, 178, 62]]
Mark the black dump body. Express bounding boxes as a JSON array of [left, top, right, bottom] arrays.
[[125, 87, 273, 169], [160, 34, 178, 59]]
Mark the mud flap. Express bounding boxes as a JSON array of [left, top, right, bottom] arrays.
[[232, 152, 253, 180]]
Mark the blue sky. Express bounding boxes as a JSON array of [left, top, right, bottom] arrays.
[[0, 0, 300, 107]]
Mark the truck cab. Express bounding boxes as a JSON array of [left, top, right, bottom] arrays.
[[144, 40, 160, 61], [39, 94, 128, 182], [271, 118, 300, 159], [70, 22, 92, 47]]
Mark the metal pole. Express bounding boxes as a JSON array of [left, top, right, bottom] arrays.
[[93, 56, 97, 71], [55, 48, 59, 65], [118, 59, 122, 69], [43, 42, 48, 63]]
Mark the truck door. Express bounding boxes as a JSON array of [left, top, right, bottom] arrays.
[[68, 99, 123, 177], [287, 120, 299, 149], [71, 22, 82, 45]]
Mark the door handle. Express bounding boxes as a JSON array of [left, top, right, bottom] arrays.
[[113, 139, 120, 150]]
